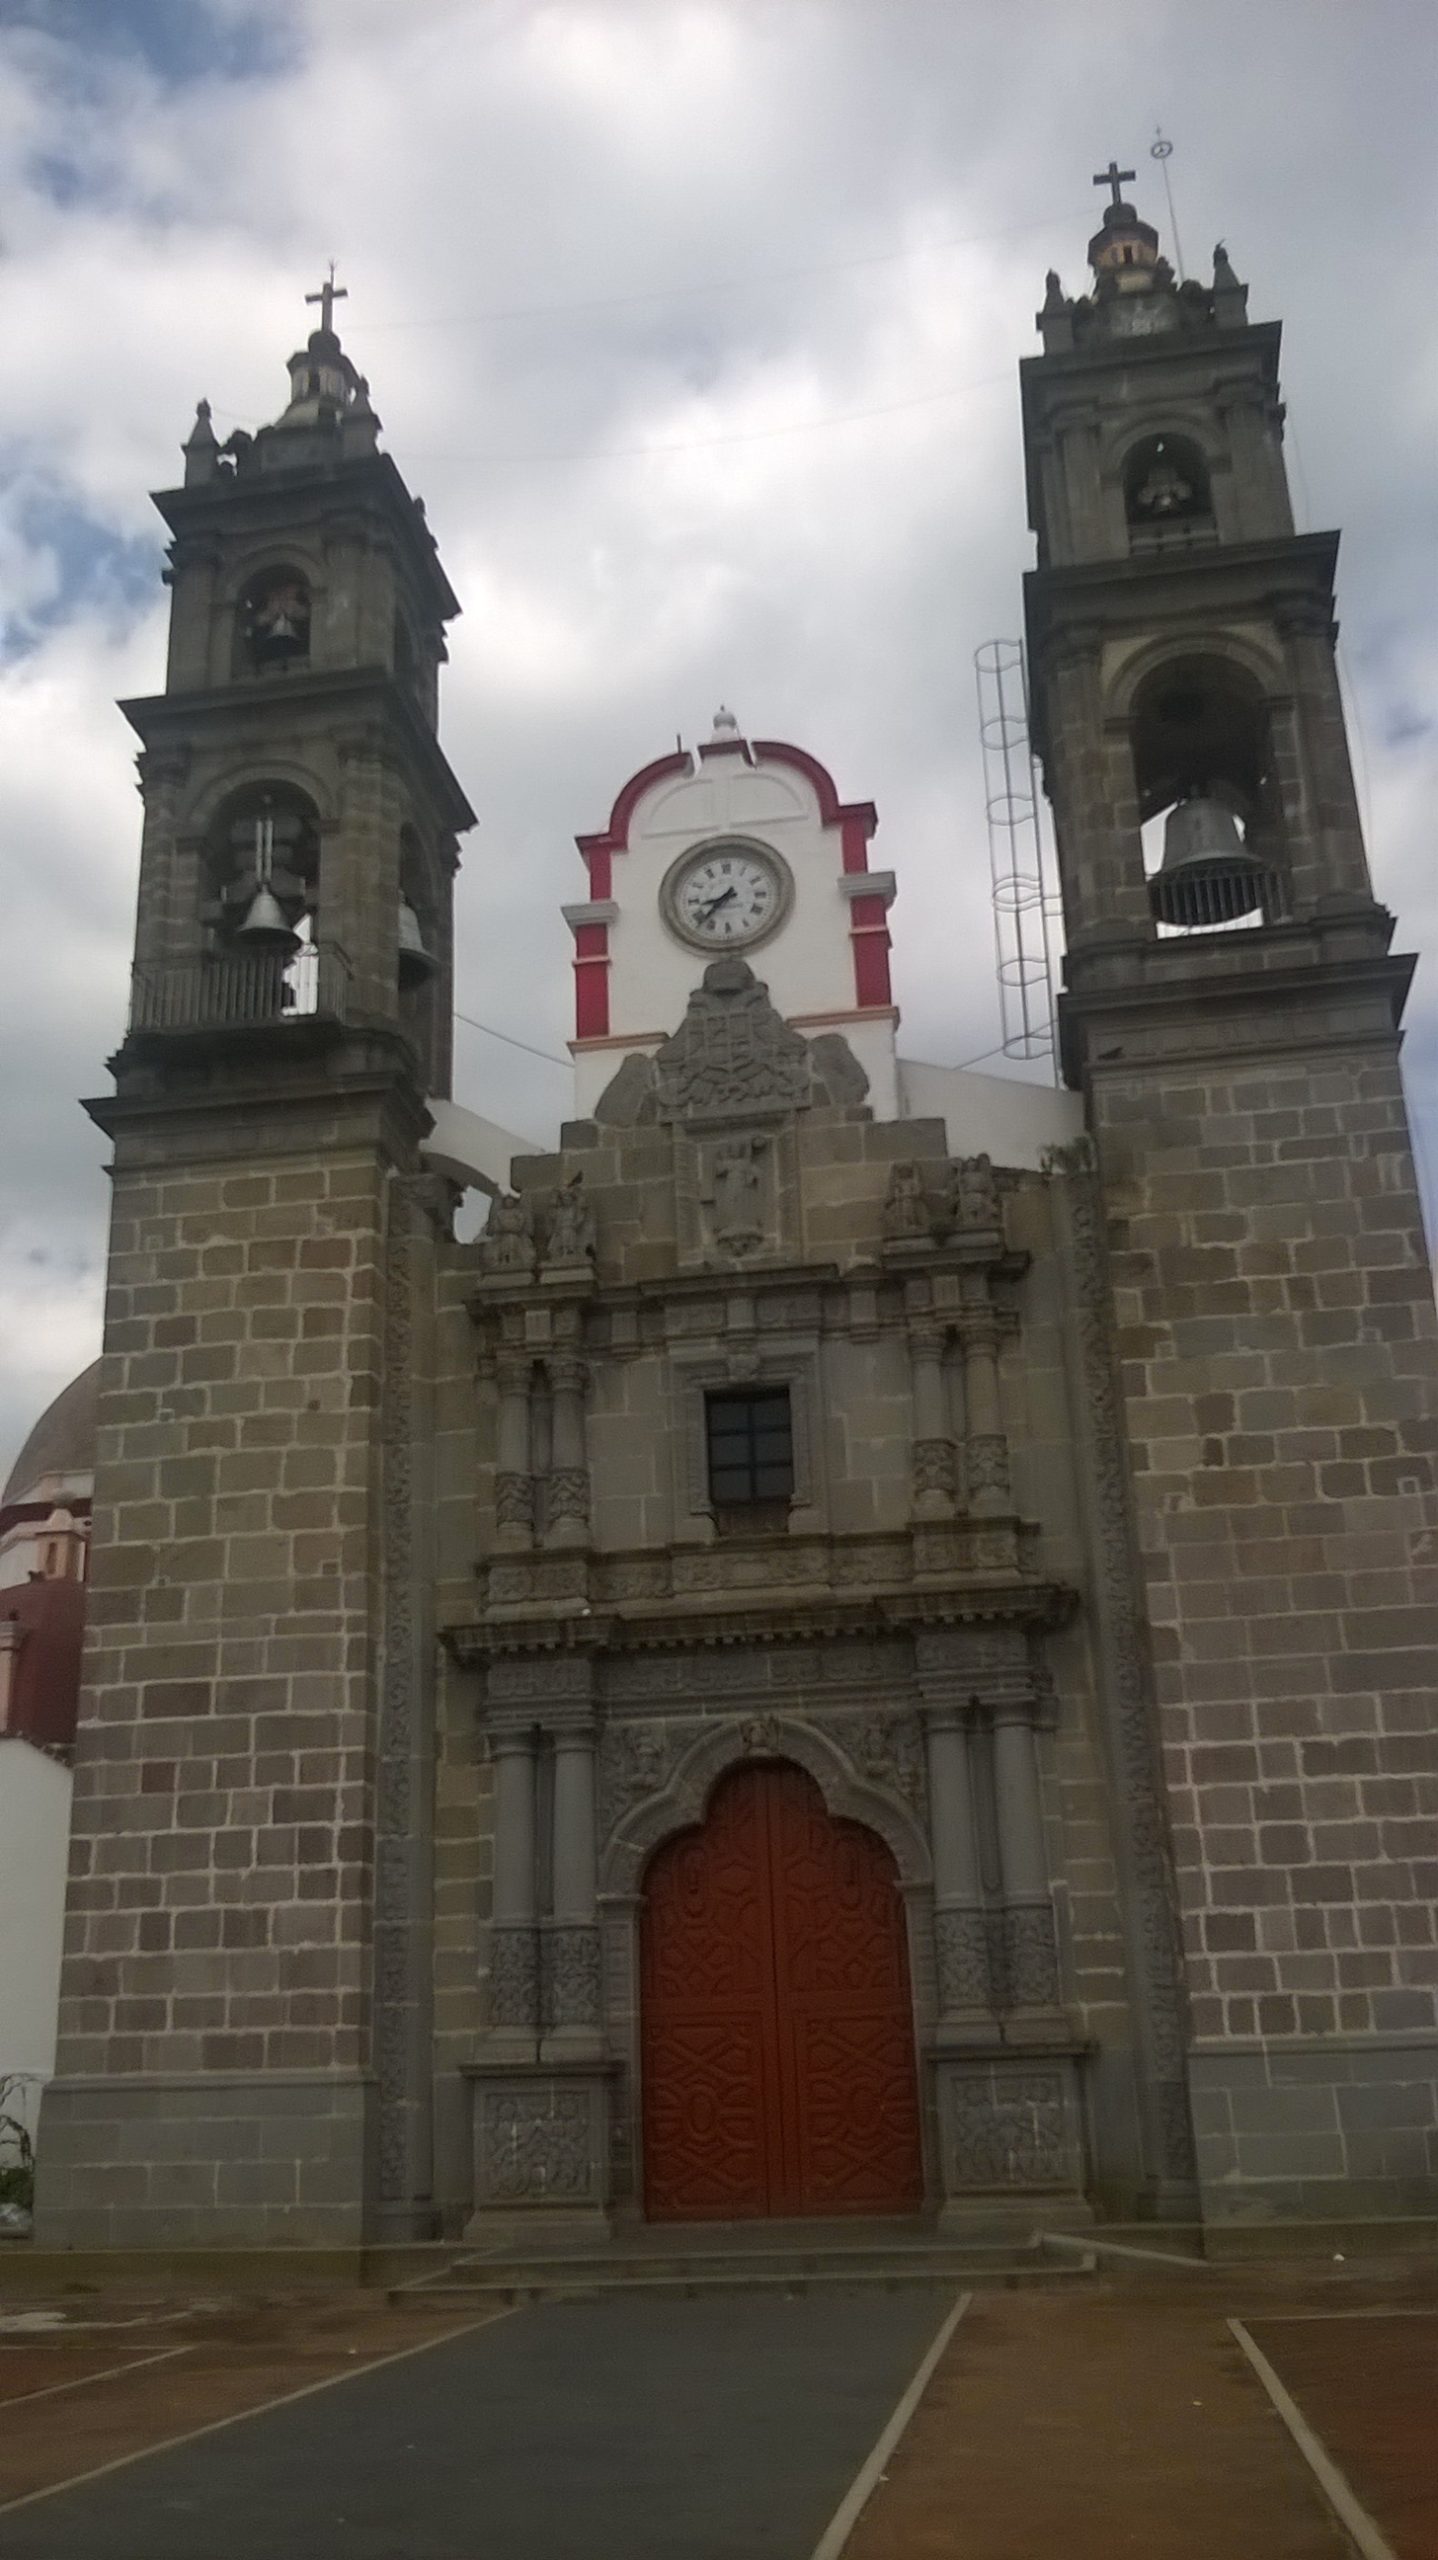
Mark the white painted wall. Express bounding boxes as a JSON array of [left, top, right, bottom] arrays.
[[573, 744, 897, 1117], [422, 1098, 538, 1195], [896, 1059, 1084, 1168], [0, 1740, 72, 2143]]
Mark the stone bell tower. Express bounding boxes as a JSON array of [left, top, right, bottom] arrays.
[[1025, 171, 1438, 2220], [36, 282, 474, 2246]]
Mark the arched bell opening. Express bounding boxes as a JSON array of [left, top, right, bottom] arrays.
[[1130, 654, 1289, 935], [1123, 433, 1215, 555], [234, 565, 312, 677], [203, 784, 322, 1018]]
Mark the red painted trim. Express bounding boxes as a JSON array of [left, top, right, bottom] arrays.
[[852, 926, 892, 1009], [749, 740, 878, 850], [576, 749, 693, 873], [585, 845, 613, 900], [573, 951, 609, 1038], [2, 1573, 84, 1754]]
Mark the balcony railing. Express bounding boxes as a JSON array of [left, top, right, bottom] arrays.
[[128, 941, 352, 1035]]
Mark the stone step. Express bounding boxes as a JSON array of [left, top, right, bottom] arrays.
[[390, 2237, 1097, 2304]]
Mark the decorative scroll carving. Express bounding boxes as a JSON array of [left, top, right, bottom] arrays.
[[479, 1190, 536, 1275], [912, 1437, 957, 1502], [488, 1925, 540, 2029], [495, 1470, 534, 1533], [654, 957, 811, 1123], [934, 1907, 994, 2012], [1049, 1145, 1195, 2185], [947, 2067, 1072, 2188], [1000, 1903, 1062, 2009], [545, 1468, 590, 1533], [476, 2086, 595, 2201], [545, 1925, 602, 2031], [966, 1433, 1011, 1505]]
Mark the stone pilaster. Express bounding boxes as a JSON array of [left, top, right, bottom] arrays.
[[908, 1322, 956, 1521], [488, 1726, 540, 2041], [959, 1287, 1010, 1517], [991, 1699, 1064, 2024], [544, 1353, 590, 1548], [493, 1353, 534, 1551], [544, 1717, 602, 2047]]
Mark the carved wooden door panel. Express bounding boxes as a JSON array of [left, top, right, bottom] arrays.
[[640, 1762, 923, 2220]]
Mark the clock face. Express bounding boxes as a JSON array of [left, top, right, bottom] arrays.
[[662, 839, 791, 952]]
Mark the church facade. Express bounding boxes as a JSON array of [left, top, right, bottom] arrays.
[[33, 185, 1438, 2248]]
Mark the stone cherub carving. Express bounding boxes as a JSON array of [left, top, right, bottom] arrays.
[[883, 1160, 933, 1242], [479, 1188, 536, 1275], [949, 1153, 1000, 1236], [543, 1170, 596, 1269]]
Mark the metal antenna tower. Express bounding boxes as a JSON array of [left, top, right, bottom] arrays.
[[1150, 128, 1185, 282], [975, 638, 1061, 1081]]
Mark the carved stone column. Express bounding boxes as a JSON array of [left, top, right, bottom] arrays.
[[922, 1702, 996, 2030], [494, 1355, 534, 1552], [545, 1718, 601, 2044], [908, 1323, 956, 1521], [991, 1702, 1063, 2018], [489, 1725, 539, 2038], [960, 1294, 1010, 1517], [545, 1353, 590, 1549]]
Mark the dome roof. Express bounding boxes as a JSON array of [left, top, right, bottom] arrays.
[[2, 1361, 100, 1509]]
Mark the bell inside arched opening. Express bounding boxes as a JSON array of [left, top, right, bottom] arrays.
[[235, 566, 312, 676], [1131, 656, 1288, 935], [207, 784, 323, 1015], [1123, 434, 1215, 554]]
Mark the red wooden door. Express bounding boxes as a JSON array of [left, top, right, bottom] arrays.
[[640, 1762, 923, 2220]]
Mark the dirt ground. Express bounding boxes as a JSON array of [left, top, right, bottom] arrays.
[[847, 2261, 1438, 2560], [1, 2256, 1435, 2554]]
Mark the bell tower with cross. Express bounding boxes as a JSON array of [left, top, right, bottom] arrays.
[[35, 283, 475, 2248], [1019, 177, 1438, 2221]]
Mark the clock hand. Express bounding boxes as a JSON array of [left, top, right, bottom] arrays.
[[697, 885, 738, 920]]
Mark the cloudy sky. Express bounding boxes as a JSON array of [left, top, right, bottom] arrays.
[[1, 0, 1435, 1469]]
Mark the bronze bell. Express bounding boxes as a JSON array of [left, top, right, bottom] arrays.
[[398, 898, 437, 987], [1149, 794, 1266, 930], [233, 882, 301, 954]]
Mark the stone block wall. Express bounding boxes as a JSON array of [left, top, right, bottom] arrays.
[[36, 1111, 405, 2244], [1093, 1038, 1438, 2214]]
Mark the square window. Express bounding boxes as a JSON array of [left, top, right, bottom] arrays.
[[704, 1388, 794, 1509]]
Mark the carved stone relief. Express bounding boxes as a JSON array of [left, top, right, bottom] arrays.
[[653, 956, 811, 1123], [946, 2066, 1075, 2188], [475, 2086, 598, 2202]]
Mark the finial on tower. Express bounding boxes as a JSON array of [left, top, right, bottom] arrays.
[[711, 705, 740, 740]]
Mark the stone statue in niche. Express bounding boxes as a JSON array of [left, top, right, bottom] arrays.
[[883, 1160, 933, 1242], [544, 1171, 596, 1269], [949, 1153, 1000, 1237], [479, 1189, 536, 1275], [704, 1134, 768, 1257]]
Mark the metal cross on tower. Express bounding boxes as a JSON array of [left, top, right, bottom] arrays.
[[1092, 160, 1136, 209], [305, 262, 347, 335]]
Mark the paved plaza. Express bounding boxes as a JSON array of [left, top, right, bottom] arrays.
[[0, 2260, 1434, 2556]]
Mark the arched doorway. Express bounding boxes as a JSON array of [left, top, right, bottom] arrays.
[[639, 1760, 924, 2220]]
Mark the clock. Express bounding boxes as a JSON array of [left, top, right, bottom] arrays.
[[661, 838, 792, 953]]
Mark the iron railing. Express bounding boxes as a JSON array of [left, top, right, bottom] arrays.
[[128, 941, 352, 1034]]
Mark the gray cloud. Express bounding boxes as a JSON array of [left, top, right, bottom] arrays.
[[1, 0, 1435, 1465]]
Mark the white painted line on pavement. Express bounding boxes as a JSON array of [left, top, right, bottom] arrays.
[[1037, 2228, 1204, 2272], [0, 2310, 513, 2518], [0, 2343, 192, 2409], [1228, 2316, 1399, 2560], [807, 2290, 971, 2560]]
